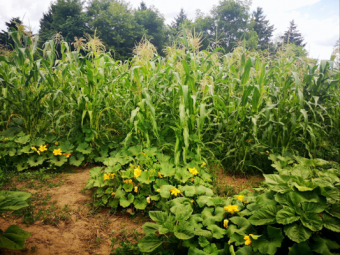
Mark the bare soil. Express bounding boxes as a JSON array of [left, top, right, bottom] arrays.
[[0, 168, 147, 255]]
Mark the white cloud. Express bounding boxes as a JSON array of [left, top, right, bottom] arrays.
[[0, 0, 53, 33]]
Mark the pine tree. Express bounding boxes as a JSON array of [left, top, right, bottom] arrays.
[[171, 8, 189, 31], [252, 7, 274, 50], [0, 17, 22, 49], [281, 20, 306, 47], [139, 1, 147, 11]]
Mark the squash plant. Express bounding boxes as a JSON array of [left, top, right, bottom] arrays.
[[0, 191, 31, 250], [137, 153, 340, 254]]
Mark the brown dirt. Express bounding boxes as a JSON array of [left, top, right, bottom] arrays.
[[214, 168, 264, 195], [0, 168, 147, 255]]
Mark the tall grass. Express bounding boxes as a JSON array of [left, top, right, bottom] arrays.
[[0, 28, 339, 173]]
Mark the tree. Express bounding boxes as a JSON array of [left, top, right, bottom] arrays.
[[134, 3, 166, 54], [280, 20, 306, 47], [0, 17, 22, 49], [171, 9, 189, 31], [138, 1, 147, 11], [331, 39, 340, 69], [87, 0, 141, 60], [39, 0, 89, 47], [252, 7, 274, 50], [208, 0, 251, 52]]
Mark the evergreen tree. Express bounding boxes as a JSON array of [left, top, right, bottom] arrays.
[[0, 17, 22, 49], [138, 1, 147, 11], [281, 20, 306, 47], [171, 8, 189, 31], [39, 0, 89, 47], [252, 7, 274, 50], [135, 4, 166, 53]]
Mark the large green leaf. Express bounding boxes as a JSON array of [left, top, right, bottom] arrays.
[[174, 221, 195, 240], [69, 153, 84, 166], [252, 226, 284, 255], [288, 242, 313, 255], [276, 207, 300, 225], [311, 235, 340, 255], [322, 212, 340, 232], [201, 207, 225, 226], [0, 225, 31, 250], [300, 212, 323, 231], [138, 233, 163, 253], [249, 205, 279, 225], [206, 224, 227, 239], [142, 222, 160, 235], [120, 193, 134, 208], [284, 223, 312, 243], [134, 197, 148, 210]]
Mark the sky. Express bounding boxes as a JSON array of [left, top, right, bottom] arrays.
[[0, 0, 338, 59]]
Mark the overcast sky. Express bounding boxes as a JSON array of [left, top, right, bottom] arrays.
[[0, 0, 338, 59]]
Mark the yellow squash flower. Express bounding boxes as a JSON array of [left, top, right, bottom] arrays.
[[63, 153, 72, 158], [170, 188, 181, 196], [188, 167, 199, 176], [191, 200, 194, 204], [124, 179, 133, 185], [55, 142, 58, 146], [244, 235, 252, 246], [146, 197, 151, 204], [39, 145, 48, 152], [224, 205, 239, 214], [237, 195, 244, 203], [201, 162, 206, 167], [53, 148, 63, 156], [156, 189, 160, 192], [31, 146, 37, 151], [223, 219, 229, 229], [266, 151, 269, 155], [134, 186, 138, 193], [104, 174, 110, 181], [191, 178, 194, 183], [134, 168, 142, 178], [111, 192, 115, 196], [158, 172, 163, 178], [228, 240, 232, 245]]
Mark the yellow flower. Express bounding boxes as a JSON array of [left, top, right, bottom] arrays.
[[191, 200, 194, 204], [55, 142, 58, 146], [111, 192, 115, 196], [266, 151, 269, 155], [134, 168, 142, 178], [63, 153, 72, 158], [37, 151, 40, 155], [110, 173, 115, 178], [104, 174, 110, 181], [124, 179, 133, 185], [31, 146, 37, 151], [53, 148, 63, 156], [237, 195, 244, 203], [223, 219, 229, 229], [228, 240, 232, 245], [142, 152, 147, 156], [156, 189, 160, 192], [146, 197, 151, 204], [188, 167, 199, 176], [244, 235, 252, 246], [224, 205, 239, 214], [158, 172, 163, 178], [39, 145, 48, 152], [201, 162, 206, 167], [170, 188, 181, 196], [134, 186, 138, 193], [191, 178, 194, 183]]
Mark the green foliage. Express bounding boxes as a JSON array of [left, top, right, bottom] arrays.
[[0, 191, 31, 250], [135, 154, 340, 254]]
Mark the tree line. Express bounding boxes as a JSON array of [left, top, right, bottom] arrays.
[[0, 0, 307, 60]]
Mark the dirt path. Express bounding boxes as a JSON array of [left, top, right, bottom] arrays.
[[0, 169, 147, 255]]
